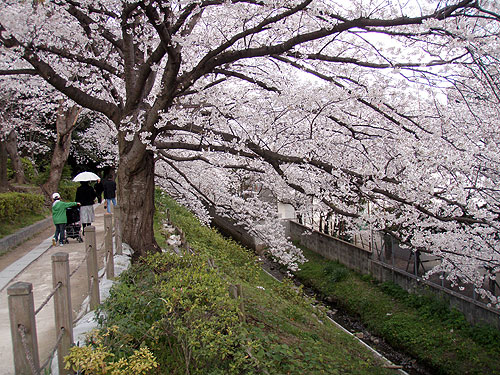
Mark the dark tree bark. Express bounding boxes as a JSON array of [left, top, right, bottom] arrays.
[[0, 136, 9, 192], [116, 135, 160, 259], [5, 130, 26, 184], [41, 102, 81, 198]]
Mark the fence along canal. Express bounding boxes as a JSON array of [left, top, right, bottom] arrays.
[[284, 220, 500, 330], [7, 209, 122, 375]]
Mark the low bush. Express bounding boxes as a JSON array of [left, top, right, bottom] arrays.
[[57, 180, 78, 202], [0, 192, 45, 223], [73, 192, 395, 374], [7, 157, 37, 182], [65, 327, 158, 375], [93, 252, 254, 375]]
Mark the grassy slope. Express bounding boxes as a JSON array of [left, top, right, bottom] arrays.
[[0, 183, 77, 240], [95, 193, 398, 375], [0, 211, 48, 239], [294, 246, 500, 375]]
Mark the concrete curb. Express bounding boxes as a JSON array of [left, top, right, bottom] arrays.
[[0, 236, 53, 292], [0, 217, 53, 255]]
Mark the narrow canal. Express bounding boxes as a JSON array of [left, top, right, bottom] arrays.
[[259, 258, 433, 375]]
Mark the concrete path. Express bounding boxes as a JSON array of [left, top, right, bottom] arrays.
[[0, 204, 109, 375]]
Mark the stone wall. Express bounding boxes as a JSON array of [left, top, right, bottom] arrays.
[[286, 220, 500, 330]]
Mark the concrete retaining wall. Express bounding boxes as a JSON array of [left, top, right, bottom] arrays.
[[209, 211, 265, 253], [288, 220, 372, 274], [287, 220, 500, 330], [0, 217, 52, 255]]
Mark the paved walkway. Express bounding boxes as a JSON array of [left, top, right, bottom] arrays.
[[0, 204, 109, 375]]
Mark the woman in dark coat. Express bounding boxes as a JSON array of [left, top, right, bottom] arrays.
[[75, 181, 97, 234], [94, 178, 104, 203], [102, 174, 117, 213]]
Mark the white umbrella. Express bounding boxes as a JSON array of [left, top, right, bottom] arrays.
[[72, 171, 100, 182]]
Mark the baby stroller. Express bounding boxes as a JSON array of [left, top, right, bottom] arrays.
[[65, 206, 83, 243]]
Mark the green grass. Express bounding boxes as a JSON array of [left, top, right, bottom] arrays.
[[76, 191, 397, 375], [0, 210, 49, 240], [294, 245, 500, 375], [0, 181, 75, 241]]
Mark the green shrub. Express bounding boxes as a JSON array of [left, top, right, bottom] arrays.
[[7, 157, 37, 182], [0, 192, 45, 222], [65, 327, 158, 375], [58, 181, 78, 202], [32, 163, 50, 185], [33, 163, 73, 186], [91, 193, 394, 375], [96, 252, 255, 375], [323, 262, 349, 283], [21, 158, 37, 182]]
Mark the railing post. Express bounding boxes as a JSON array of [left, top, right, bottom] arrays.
[[236, 284, 246, 322], [179, 228, 186, 249], [52, 252, 74, 375], [8, 281, 40, 374], [85, 226, 100, 310], [104, 213, 114, 279], [114, 205, 122, 255], [228, 284, 246, 322]]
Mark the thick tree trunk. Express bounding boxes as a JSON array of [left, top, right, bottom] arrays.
[[41, 103, 80, 198], [5, 130, 26, 184], [117, 146, 160, 260], [0, 137, 9, 192]]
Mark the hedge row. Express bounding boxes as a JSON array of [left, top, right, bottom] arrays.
[[57, 183, 79, 202], [0, 192, 45, 223]]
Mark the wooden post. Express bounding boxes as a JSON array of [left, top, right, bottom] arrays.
[[8, 282, 40, 374], [114, 205, 122, 255], [236, 284, 246, 322], [228, 284, 238, 299], [179, 228, 186, 249], [228, 284, 245, 322], [85, 226, 100, 310], [104, 213, 114, 279], [52, 252, 74, 375]]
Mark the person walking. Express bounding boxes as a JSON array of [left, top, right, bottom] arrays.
[[75, 181, 97, 235], [52, 192, 80, 246], [94, 178, 104, 204], [102, 174, 117, 213]]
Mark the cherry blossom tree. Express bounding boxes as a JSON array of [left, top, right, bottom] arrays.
[[72, 113, 118, 169], [1, 76, 117, 189], [1, 0, 500, 301], [0, 77, 85, 197], [0, 92, 24, 187], [0, 84, 53, 189]]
